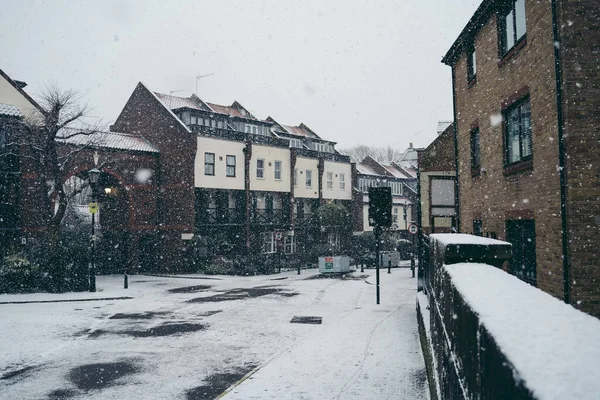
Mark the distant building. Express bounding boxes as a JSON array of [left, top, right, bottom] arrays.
[[417, 124, 457, 235], [352, 156, 417, 238], [442, 0, 600, 317]]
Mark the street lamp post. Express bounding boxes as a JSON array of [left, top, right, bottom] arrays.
[[88, 168, 100, 292]]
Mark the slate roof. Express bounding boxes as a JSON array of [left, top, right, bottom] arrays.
[[57, 128, 159, 154], [282, 124, 314, 138], [153, 92, 209, 112], [0, 103, 23, 118], [205, 102, 255, 119]]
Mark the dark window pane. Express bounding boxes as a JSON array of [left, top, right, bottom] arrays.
[[520, 101, 532, 158]]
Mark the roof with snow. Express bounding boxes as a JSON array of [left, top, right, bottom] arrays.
[[153, 92, 210, 112], [205, 101, 257, 120], [57, 128, 159, 154], [355, 163, 380, 176], [0, 103, 23, 118]]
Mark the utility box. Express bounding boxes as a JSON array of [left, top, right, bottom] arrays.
[[380, 251, 401, 267], [319, 256, 350, 273]]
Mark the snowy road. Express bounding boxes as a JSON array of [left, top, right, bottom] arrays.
[[0, 268, 427, 399]]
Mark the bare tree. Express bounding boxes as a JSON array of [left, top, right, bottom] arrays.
[[338, 145, 404, 164], [4, 84, 104, 283]]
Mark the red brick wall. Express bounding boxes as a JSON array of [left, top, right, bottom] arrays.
[[558, 0, 600, 316], [419, 125, 455, 173], [112, 83, 197, 271], [452, 1, 565, 300]]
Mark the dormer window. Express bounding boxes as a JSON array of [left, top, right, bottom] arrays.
[[245, 124, 259, 134], [289, 138, 303, 148]]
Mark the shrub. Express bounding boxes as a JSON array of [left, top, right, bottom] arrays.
[[0, 253, 45, 294]]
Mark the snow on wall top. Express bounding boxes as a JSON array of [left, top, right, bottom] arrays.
[[445, 263, 600, 399], [0, 102, 23, 117], [430, 233, 510, 246]]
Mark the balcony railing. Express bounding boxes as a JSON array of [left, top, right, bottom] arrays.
[[196, 207, 290, 226]]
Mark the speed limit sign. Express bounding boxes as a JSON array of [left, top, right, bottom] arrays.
[[408, 223, 418, 235], [275, 231, 283, 241]]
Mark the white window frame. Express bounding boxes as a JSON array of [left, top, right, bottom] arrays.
[[339, 173, 346, 190], [326, 172, 333, 189], [261, 232, 275, 254], [204, 152, 215, 176], [284, 234, 296, 255], [293, 169, 298, 187], [226, 155, 236, 177], [256, 159, 265, 179], [306, 170, 312, 188], [274, 160, 282, 180]]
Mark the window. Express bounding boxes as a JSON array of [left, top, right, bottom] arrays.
[[204, 118, 210, 126], [204, 152, 215, 176], [339, 173, 346, 190], [261, 232, 275, 254], [293, 169, 298, 187], [274, 161, 282, 180], [289, 138, 302, 148], [506, 220, 536, 286], [191, 116, 197, 125], [473, 220, 483, 236], [256, 159, 265, 179], [467, 46, 476, 81], [326, 172, 333, 189], [245, 124, 259, 134], [305, 170, 312, 187], [499, 0, 526, 55], [284, 235, 296, 255], [226, 155, 236, 177], [504, 97, 532, 165], [470, 127, 481, 175]]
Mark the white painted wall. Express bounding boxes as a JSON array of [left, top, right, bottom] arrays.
[[0, 75, 43, 121], [322, 161, 352, 200], [294, 156, 319, 199], [194, 136, 245, 190], [250, 144, 290, 192]]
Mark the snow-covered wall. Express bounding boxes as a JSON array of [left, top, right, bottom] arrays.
[[445, 263, 600, 399]]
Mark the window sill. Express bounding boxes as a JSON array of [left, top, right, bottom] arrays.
[[467, 76, 477, 88], [503, 158, 533, 175], [498, 36, 527, 67]]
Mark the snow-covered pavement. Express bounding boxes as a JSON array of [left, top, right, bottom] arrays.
[[0, 268, 427, 399]]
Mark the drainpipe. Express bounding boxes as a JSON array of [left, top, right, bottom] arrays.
[[551, 0, 570, 304], [451, 66, 461, 232], [290, 149, 297, 231], [243, 136, 252, 253]]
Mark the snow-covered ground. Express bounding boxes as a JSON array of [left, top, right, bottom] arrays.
[[0, 268, 427, 399]]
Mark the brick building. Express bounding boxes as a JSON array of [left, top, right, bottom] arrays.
[[442, 0, 599, 316], [417, 123, 457, 235], [111, 82, 354, 270]]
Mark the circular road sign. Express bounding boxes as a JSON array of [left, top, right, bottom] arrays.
[[275, 231, 283, 241], [408, 223, 418, 235]]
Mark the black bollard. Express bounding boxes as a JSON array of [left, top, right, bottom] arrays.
[[388, 259, 391, 274], [124, 273, 128, 289]]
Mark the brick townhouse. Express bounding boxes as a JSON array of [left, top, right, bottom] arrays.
[[111, 83, 353, 270], [442, 0, 599, 316]]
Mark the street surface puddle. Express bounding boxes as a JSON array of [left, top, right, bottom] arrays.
[[89, 322, 207, 338], [187, 286, 297, 303], [68, 360, 140, 391], [168, 285, 212, 294], [290, 316, 322, 324], [109, 311, 169, 320], [48, 388, 77, 399], [185, 364, 257, 400]]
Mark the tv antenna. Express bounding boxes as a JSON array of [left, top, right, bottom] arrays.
[[196, 73, 215, 95]]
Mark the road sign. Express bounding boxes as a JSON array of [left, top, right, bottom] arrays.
[[408, 223, 418, 235], [89, 202, 98, 214], [324, 257, 334, 269], [275, 231, 283, 241]]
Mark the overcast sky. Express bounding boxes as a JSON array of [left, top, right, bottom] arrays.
[[1, 0, 480, 150]]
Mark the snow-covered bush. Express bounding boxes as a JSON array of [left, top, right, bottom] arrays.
[[0, 253, 44, 294]]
